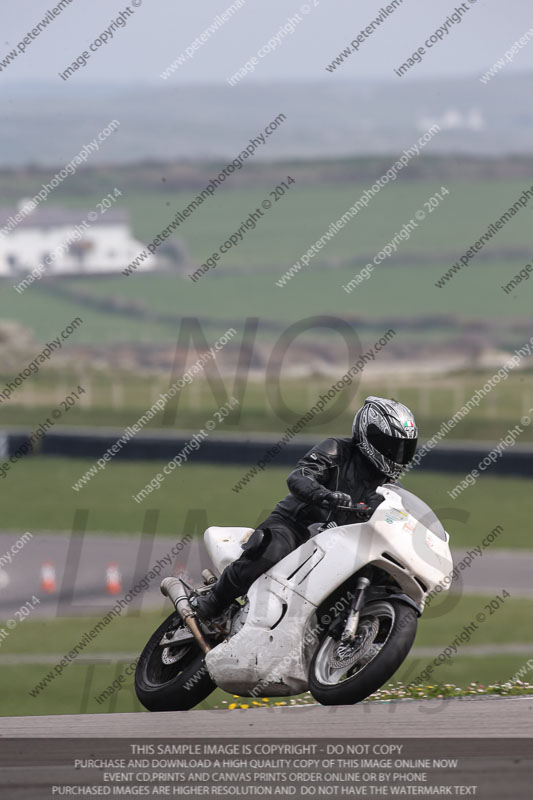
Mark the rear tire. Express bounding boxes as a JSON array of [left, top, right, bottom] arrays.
[[308, 600, 417, 706], [135, 611, 216, 712]]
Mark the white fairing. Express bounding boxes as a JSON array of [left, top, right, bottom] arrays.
[[204, 526, 254, 572], [204, 486, 453, 697]]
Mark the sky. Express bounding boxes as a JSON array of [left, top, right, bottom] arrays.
[[1, 0, 533, 86]]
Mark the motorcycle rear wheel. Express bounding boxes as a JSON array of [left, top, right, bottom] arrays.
[[308, 600, 417, 706], [135, 611, 216, 712]]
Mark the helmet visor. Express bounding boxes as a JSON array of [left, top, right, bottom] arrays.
[[367, 424, 417, 465]]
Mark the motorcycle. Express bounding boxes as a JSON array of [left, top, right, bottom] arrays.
[[135, 483, 453, 710]]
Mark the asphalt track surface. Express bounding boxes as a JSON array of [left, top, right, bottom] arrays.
[[1, 694, 532, 737], [0, 701, 531, 800], [1, 532, 532, 619]]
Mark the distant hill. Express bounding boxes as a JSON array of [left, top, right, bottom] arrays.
[[2, 73, 533, 167]]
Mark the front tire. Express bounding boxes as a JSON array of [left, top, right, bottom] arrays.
[[308, 600, 417, 706], [135, 611, 216, 712]]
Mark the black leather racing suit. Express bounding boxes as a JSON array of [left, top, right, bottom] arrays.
[[211, 437, 387, 606]]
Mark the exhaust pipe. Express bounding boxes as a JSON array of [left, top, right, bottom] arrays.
[[160, 577, 211, 655]]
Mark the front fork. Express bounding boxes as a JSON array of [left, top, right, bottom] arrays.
[[341, 575, 371, 643]]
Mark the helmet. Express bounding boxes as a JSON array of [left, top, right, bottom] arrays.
[[352, 396, 418, 479]]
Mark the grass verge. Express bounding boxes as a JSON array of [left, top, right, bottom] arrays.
[[2, 457, 532, 549], [1, 596, 531, 716]]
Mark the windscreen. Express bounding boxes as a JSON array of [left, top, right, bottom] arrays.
[[382, 484, 448, 540]]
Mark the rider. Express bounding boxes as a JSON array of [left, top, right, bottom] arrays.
[[191, 396, 418, 621]]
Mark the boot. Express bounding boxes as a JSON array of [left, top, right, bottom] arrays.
[[190, 589, 227, 622], [190, 568, 242, 621]]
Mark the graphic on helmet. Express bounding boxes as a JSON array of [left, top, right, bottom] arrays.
[[352, 396, 418, 478]]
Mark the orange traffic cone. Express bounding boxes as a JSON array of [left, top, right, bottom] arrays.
[[41, 561, 57, 594], [106, 562, 122, 595]]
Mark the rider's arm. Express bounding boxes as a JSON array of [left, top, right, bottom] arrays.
[[287, 438, 341, 506]]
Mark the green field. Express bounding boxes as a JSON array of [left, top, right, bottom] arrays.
[[2, 368, 533, 443], [2, 265, 532, 347], [10, 179, 533, 268], [1, 177, 532, 349], [1, 596, 531, 716], [2, 457, 531, 548]]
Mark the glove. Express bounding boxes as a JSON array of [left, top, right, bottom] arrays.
[[322, 491, 353, 509]]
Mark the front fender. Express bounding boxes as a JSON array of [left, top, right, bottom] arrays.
[[365, 592, 422, 617]]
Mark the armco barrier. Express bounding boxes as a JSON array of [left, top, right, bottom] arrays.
[[3, 427, 533, 476]]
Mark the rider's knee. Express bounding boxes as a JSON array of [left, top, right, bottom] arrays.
[[242, 528, 269, 557], [261, 530, 294, 566]]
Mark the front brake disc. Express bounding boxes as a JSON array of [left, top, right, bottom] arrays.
[[330, 617, 380, 670]]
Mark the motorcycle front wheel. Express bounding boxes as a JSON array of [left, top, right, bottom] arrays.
[[135, 611, 216, 712], [308, 600, 417, 706]]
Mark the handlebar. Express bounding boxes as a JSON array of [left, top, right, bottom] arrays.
[[331, 503, 373, 522]]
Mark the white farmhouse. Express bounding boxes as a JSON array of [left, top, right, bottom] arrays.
[[0, 200, 158, 278]]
